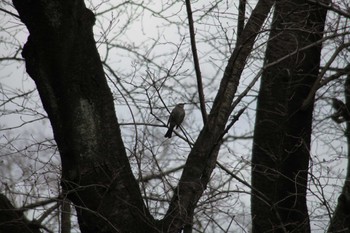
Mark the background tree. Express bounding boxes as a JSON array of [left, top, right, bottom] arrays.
[[0, 0, 349, 232], [328, 74, 350, 232], [252, 0, 329, 232]]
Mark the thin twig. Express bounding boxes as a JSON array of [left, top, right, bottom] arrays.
[[0, 7, 20, 19], [302, 42, 350, 109]]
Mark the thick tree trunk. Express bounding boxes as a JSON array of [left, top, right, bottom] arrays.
[[12, 1, 155, 232], [328, 75, 350, 232], [12, 0, 274, 232], [251, 0, 329, 232]]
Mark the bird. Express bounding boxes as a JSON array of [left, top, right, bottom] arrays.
[[331, 98, 350, 123], [164, 103, 185, 138]]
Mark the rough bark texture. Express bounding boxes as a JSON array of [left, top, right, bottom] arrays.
[[251, 0, 329, 232], [12, 0, 275, 232], [328, 75, 350, 232], [0, 194, 41, 233], [12, 1, 155, 232], [60, 198, 71, 233]]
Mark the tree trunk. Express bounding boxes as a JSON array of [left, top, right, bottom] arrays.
[[0, 194, 41, 233], [251, 0, 329, 232], [60, 197, 71, 233], [12, 1, 155, 232], [12, 0, 274, 232]]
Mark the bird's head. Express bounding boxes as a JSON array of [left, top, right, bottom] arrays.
[[177, 103, 185, 108]]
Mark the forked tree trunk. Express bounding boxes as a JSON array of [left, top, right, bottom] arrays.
[[251, 0, 329, 232], [12, 1, 155, 232]]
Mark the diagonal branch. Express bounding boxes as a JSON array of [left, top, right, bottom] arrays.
[[302, 42, 350, 109], [0, 193, 41, 233], [185, 0, 207, 124], [237, 0, 246, 40], [162, 0, 275, 232], [306, 0, 350, 18], [328, 73, 350, 232]]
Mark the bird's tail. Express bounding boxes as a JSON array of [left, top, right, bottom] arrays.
[[164, 126, 174, 138]]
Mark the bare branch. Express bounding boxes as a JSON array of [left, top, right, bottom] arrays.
[[185, 0, 207, 124], [237, 0, 246, 39]]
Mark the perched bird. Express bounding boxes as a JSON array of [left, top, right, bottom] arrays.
[[331, 98, 350, 123], [164, 103, 185, 138]]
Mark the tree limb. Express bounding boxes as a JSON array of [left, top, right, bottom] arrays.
[[185, 0, 207, 124], [162, 0, 275, 231]]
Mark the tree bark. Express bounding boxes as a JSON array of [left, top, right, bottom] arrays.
[[251, 0, 329, 232], [60, 197, 71, 233], [0, 194, 41, 233], [12, 0, 274, 232], [12, 1, 155, 232]]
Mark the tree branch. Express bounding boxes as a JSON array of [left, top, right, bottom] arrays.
[[237, 0, 246, 40], [185, 0, 207, 124], [162, 0, 275, 231], [0, 7, 20, 19], [306, 0, 350, 18], [0, 193, 41, 233], [302, 42, 350, 109]]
